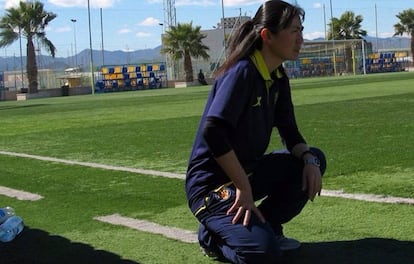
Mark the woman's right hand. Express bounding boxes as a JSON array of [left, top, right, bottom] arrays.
[[227, 187, 266, 226]]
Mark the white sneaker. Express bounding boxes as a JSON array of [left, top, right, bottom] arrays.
[[276, 235, 301, 251]]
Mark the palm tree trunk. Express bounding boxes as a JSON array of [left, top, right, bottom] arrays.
[[26, 37, 38, 93], [184, 52, 193, 83]]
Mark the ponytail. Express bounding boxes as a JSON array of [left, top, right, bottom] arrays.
[[215, 0, 304, 77], [215, 19, 262, 76]]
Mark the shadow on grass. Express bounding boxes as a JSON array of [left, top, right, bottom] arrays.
[[0, 226, 140, 264], [0, 104, 48, 111], [283, 238, 414, 264]]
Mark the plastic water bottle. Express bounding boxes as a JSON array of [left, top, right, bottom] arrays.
[[0, 207, 15, 224], [0, 216, 24, 242]]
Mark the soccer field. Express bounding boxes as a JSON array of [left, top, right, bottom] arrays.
[[0, 72, 413, 263]]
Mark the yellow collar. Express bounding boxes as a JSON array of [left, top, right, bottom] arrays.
[[250, 50, 283, 88]]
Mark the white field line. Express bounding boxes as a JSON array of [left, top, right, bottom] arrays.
[[94, 214, 197, 243], [322, 190, 414, 205], [0, 151, 184, 179], [0, 186, 43, 201], [1, 150, 413, 206], [1, 150, 414, 245]]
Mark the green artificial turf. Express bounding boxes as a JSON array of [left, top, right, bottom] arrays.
[[0, 71, 413, 263]]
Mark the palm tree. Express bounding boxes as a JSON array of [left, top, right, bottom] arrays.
[[161, 22, 210, 82], [328, 11, 367, 40], [328, 11, 367, 73], [0, 1, 56, 94], [394, 8, 414, 64]]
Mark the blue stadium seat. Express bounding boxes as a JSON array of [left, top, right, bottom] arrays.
[[136, 72, 144, 89]]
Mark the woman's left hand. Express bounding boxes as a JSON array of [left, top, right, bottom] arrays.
[[302, 164, 322, 201]]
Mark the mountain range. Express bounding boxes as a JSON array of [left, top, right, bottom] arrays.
[[0, 46, 164, 72], [0, 36, 410, 72]]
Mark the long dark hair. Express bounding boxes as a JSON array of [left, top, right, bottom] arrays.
[[215, 0, 304, 76]]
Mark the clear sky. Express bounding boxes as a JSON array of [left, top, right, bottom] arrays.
[[0, 0, 411, 58]]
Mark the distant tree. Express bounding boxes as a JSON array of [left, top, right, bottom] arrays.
[[161, 22, 210, 82], [328, 11, 367, 40], [0, 1, 56, 93], [328, 11, 367, 73], [394, 8, 414, 64]]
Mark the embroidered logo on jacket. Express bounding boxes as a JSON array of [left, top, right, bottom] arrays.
[[216, 187, 232, 201], [252, 96, 262, 107]]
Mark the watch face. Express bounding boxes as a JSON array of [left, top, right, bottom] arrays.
[[305, 157, 320, 167]]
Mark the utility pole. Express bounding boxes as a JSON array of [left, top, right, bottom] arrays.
[[100, 8, 105, 66], [163, 0, 176, 80], [163, 0, 176, 28], [70, 19, 78, 69], [87, 0, 95, 94], [330, 0, 337, 76], [19, 26, 24, 91], [221, 0, 226, 56]]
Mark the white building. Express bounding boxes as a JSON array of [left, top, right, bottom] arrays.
[[174, 16, 251, 80]]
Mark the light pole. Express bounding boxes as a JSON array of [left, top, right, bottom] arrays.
[[18, 26, 24, 91], [100, 8, 105, 66], [70, 19, 78, 69], [221, 0, 226, 56], [8, 23, 24, 90], [159, 23, 168, 87], [87, 0, 95, 95], [329, 0, 337, 76], [375, 4, 378, 51]]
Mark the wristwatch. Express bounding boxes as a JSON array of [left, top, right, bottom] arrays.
[[304, 156, 321, 167]]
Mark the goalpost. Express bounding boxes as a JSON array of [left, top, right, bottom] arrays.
[[284, 39, 369, 78]]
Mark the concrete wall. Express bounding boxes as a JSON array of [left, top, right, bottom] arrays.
[[0, 86, 92, 101]]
